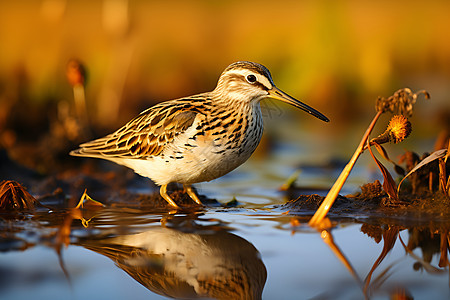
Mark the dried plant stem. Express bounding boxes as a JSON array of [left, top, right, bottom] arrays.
[[72, 84, 91, 133], [309, 111, 383, 227], [321, 229, 365, 296], [438, 159, 450, 200], [446, 141, 450, 195], [73, 84, 87, 120]]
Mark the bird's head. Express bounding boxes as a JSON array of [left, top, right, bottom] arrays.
[[215, 61, 329, 122]]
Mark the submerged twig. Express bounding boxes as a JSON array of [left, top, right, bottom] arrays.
[[438, 231, 449, 268], [364, 227, 399, 294], [55, 244, 73, 291], [398, 233, 445, 274], [321, 229, 367, 299]]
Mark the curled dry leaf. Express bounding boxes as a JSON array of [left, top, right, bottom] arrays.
[[364, 227, 399, 293], [367, 142, 399, 201], [371, 143, 405, 175], [75, 189, 104, 209], [397, 149, 448, 194], [375, 88, 430, 116], [0, 180, 38, 211]]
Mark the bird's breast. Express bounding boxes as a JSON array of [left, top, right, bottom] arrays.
[[153, 105, 264, 184], [195, 104, 263, 160]]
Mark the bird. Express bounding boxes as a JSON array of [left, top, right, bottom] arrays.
[[70, 61, 329, 208]]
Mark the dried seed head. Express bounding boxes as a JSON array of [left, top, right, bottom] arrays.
[[375, 88, 430, 116], [370, 115, 412, 145], [387, 115, 412, 143]]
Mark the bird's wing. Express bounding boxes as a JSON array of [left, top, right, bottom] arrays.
[[71, 100, 201, 159]]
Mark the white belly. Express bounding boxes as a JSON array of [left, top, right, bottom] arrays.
[[116, 142, 254, 185]]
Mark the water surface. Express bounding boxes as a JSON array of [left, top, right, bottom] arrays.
[[1, 131, 449, 300]]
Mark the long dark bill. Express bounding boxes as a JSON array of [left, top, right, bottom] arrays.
[[268, 86, 329, 122]]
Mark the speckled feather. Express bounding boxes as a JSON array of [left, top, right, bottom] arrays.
[[70, 95, 260, 160], [71, 61, 271, 161], [72, 96, 205, 159]]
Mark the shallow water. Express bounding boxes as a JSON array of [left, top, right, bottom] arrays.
[[1, 133, 449, 300], [2, 203, 450, 300]]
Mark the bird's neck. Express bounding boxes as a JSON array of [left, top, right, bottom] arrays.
[[211, 89, 258, 112], [207, 91, 263, 134]]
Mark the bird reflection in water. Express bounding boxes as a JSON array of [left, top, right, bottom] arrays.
[[79, 226, 267, 299]]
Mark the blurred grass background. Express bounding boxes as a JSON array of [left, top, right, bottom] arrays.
[[1, 0, 449, 171]]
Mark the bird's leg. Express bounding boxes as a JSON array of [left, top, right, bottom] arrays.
[[183, 184, 203, 205], [160, 184, 179, 208]]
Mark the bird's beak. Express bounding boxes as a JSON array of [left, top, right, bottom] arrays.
[[268, 86, 329, 122]]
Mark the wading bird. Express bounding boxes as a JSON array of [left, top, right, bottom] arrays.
[[71, 61, 329, 208]]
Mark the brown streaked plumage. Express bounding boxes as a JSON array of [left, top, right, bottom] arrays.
[[70, 61, 329, 208]]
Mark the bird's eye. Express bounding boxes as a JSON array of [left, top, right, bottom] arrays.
[[246, 74, 257, 84]]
